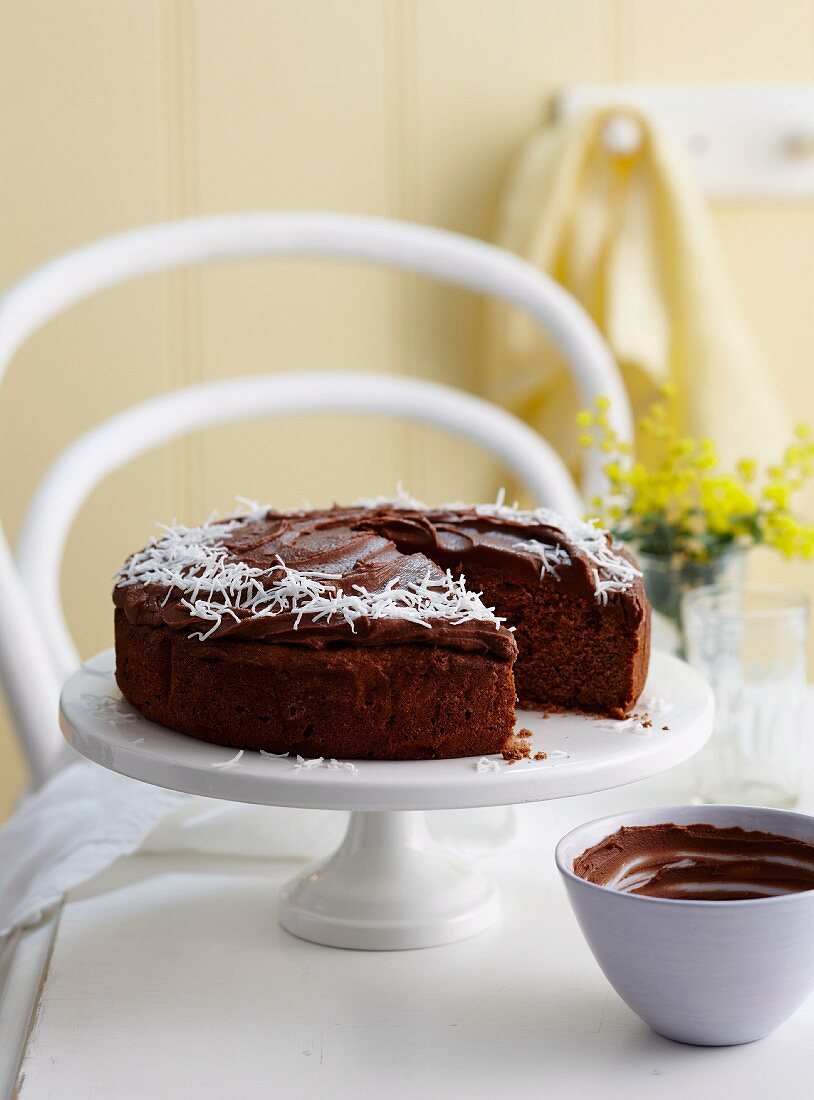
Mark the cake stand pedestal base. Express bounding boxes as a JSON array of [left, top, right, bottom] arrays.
[[278, 810, 499, 950]]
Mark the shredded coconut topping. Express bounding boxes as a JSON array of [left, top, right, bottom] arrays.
[[293, 755, 325, 770], [471, 489, 641, 603], [514, 539, 571, 581], [80, 694, 138, 724], [116, 508, 506, 641], [353, 481, 427, 511], [116, 487, 637, 642], [289, 756, 358, 773], [211, 749, 244, 769], [476, 757, 501, 773], [596, 717, 649, 734], [325, 758, 358, 773]]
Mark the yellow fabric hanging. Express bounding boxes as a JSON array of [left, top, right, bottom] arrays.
[[483, 108, 789, 472]]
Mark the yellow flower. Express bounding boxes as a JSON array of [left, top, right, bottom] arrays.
[[574, 390, 814, 562], [700, 477, 757, 535], [671, 438, 695, 459], [763, 483, 792, 510], [763, 513, 814, 559]]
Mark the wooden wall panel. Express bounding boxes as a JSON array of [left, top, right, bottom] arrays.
[[401, 0, 607, 503], [182, 0, 408, 515], [0, 1, 174, 816], [623, 0, 814, 79]]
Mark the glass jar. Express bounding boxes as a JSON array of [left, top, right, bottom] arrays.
[[637, 548, 746, 656], [682, 584, 810, 808]]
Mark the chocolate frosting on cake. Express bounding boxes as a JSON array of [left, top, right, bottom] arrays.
[[357, 506, 646, 628], [114, 500, 645, 655], [574, 823, 814, 901], [115, 507, 512, 659]]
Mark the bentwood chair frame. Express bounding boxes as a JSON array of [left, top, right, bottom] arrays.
[[0, 212, 631, 788]]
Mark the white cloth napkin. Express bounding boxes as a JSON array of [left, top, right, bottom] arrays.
[[0, 762, 182, 938], [0, 758, 518, 939]]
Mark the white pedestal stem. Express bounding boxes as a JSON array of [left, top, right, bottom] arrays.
[[278, 810, 499, 951]]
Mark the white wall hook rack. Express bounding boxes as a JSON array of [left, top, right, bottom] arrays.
[[558, 84, 814, 198]]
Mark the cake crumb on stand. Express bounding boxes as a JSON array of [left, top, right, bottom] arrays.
[[501, 738, 532, 764]]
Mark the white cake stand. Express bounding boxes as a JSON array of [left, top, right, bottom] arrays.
[[60, 649, 713, 951]]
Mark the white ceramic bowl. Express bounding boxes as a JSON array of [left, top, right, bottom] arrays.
[[555, 804, 814, 1046]]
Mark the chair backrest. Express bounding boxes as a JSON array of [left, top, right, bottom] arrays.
[[0, 212, 631, 787]]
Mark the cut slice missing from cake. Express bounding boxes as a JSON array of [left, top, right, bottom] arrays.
[[353, 497, 650, 719], [113, 496, 650, 759]]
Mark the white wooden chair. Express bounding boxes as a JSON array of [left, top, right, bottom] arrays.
[[0, 212, 630, 792]]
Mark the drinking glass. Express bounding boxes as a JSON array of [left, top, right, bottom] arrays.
[[682, 584, 810, 807]]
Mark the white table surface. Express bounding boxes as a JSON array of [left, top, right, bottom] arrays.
[[6, 753, 814, 1098]]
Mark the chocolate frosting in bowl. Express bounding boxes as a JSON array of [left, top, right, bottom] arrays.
[[573, 823, 814, 901]]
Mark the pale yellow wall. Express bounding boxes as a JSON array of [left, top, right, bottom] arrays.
[[2, 0, 814, 817]]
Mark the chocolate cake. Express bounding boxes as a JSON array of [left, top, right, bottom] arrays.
[[113, 496, 650, 759]]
